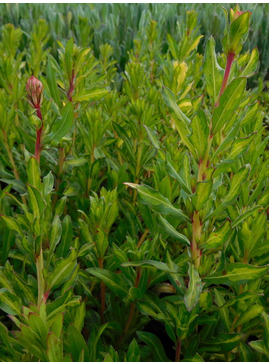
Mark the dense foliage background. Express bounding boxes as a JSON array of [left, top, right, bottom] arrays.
[[0, 3, 268, 362]]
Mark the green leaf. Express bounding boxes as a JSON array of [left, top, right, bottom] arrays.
[[165, 159, 192, 194], [144, 125, 160, 149], [226, 132, 256, 160], [27, 184, 46, 220], [163, 87, 196, 156], [202, 220, 230, 250], [204, 263, 268, 286], [72, 87, 108, 102], [158, 214, 190, 246], [212, 77, 246, 135], [201, 333, 242, 353], [249, 340, 269, 358], [47, 252, 77, 292], [57, 215, 73, 257], [47, 333, 63, 361], [206, 165, 249, 220], [167, 33, 179, 59], [27, 157, 41, 191], [66, 325, 89, 362], [47, 102, 73, 144], [184, 264, 203, 312], [204, 36, 224, 104], [0, 216, 22, 236], [185, 353, 205, 362], [65, 38, 74, 81], [214, 288, 230, 331], [231, 205, 262, 228], [127, 338, 140, 362], [136, 331, 169, 362], [124, 183, 190, 221], [28, 313, 48, 342], [86, 268, 128, 297], [262, 312, 269, 351], [122, 259, 179, 274], [240, 48, 259, 77], [193, 180, 213, 211], [47, 57, 61, 108], [229, 12, 250, 55], [234, 305, 264, 328], [49, 215, 62, 254], [43, 171, 54, 196], [190, 110, 209, 160], [239, 342, 254, 362], [223, 166, 249, 202], [0, 288, 21, 316]]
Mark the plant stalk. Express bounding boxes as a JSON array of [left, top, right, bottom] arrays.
[[191, 211, 202, 269], [215, 52, 235, 107], [34, 107, 43, 164], [175, 338, 181, 362], [36, 248, 45, 307]]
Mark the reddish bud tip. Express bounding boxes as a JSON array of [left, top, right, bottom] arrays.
[[26, 75, 44, 109]]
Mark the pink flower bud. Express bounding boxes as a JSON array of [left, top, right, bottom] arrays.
[[26, 75, 44, 109]]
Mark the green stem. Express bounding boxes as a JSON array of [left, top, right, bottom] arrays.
[[191, 211, 202, 269], [36, 248, 45, 307]]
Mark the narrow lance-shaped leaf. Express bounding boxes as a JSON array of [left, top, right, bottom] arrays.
[[231, 205, 262, 228], [86, 268, 128, 298], [72, 87, 108, 102], [124, 183, 190, 221], [165, 159, 192, 194], [226, 132, 256, 160], [204, 36, 224, 105], [193, 180, 213, 211], [158, 214, 190, 246], [204, 263, 268, 286], [47, 102, 74, 144], [27, 157, 41, 191], [47, 57, 61, 108], [189, 110, 209, 161], [206, 165, 250, 220], [212, 77, 246, 135], [202, 220, 230, 250], [184, 264, 203, 312], [136, 331, 169, 362], [234, 305, 264, 328], [47, 252, 77, 292], [122, 259, 180, 274], [240, 47, 259, 77], [163, 87, 196, 156]]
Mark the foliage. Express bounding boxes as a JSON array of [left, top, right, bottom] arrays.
[[0, 4, 268, 362]]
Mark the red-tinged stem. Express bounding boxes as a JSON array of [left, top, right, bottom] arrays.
[[35, 106, 43, 164], [191, 211, 202, 269], [215, 52, 235, 107], [175, 338, 181, 362], [67, 70, 75, 102]]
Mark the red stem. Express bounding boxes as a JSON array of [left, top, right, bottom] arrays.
[[175, 338, 181, 362], [215, 52, 235, 107], [34, 106, 43, 163], [67, 70, 75, 102]]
